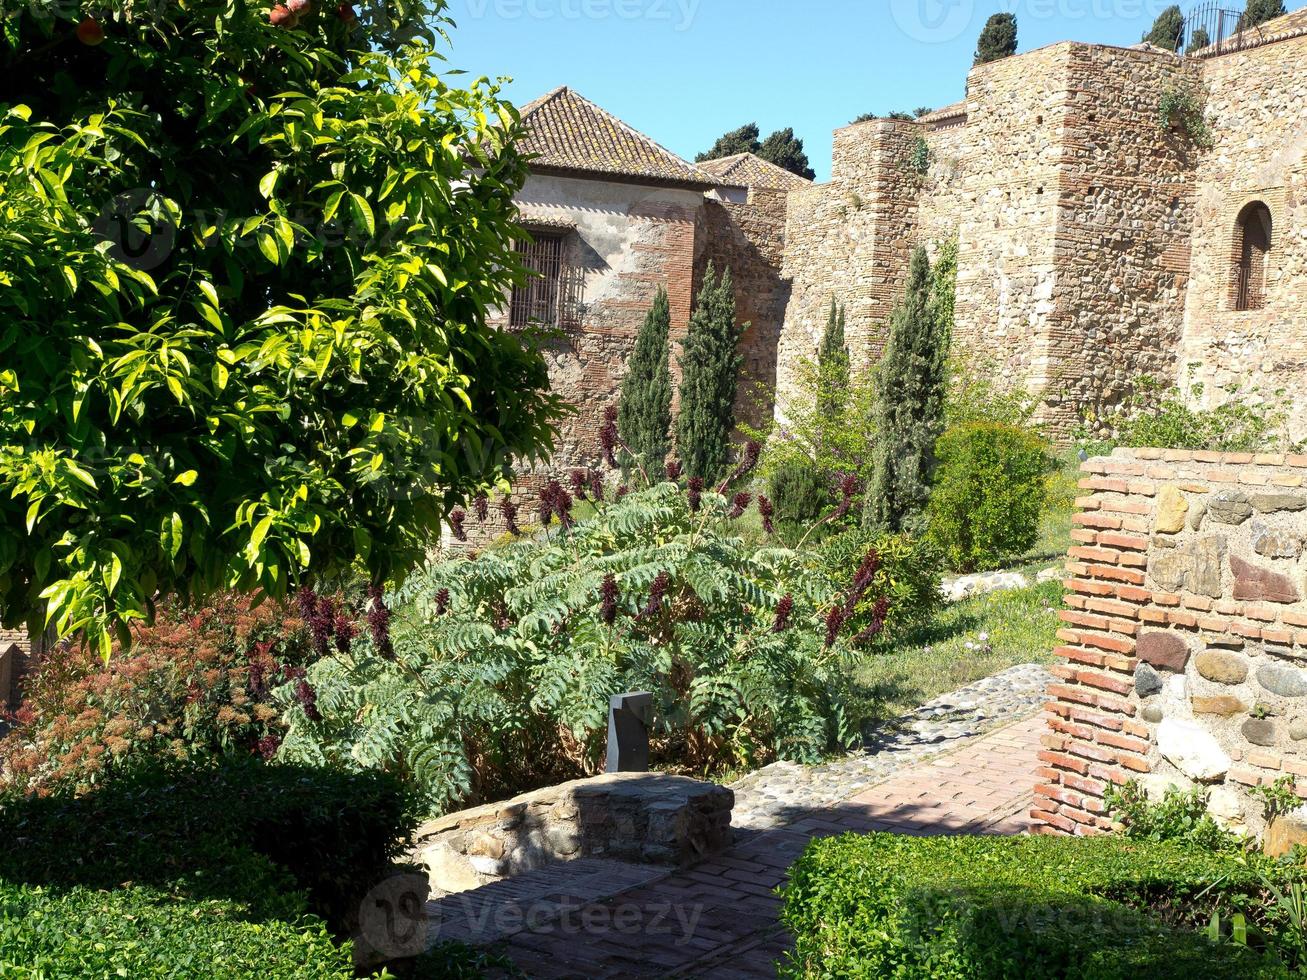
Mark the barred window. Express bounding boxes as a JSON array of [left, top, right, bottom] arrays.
[[510, 232, 583, 329], [1233, 201, 1272, 312]]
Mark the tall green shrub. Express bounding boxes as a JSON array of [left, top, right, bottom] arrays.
[[865, 247, 949, 533], [927, 421, 1050, 572], [1144, 5, 1186, 50], [974, 12, 1019, 65], [618, 288, 674, 471], [677, 265, 744, 481], [818, 298, 850, 427]]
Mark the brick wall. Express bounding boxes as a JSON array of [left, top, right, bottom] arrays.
[[1036, 448, 1307, 838], [0, 627, 33, 710]]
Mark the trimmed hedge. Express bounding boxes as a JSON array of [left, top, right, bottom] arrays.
[[0, 758, 421, 977], [781, 833, 1292, 979]]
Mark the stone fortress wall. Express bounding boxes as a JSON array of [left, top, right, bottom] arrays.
[[774, 8, 1307, 440], [1037, 448, 1307, 840]]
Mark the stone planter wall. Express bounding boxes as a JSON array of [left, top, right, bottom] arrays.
[[1036, 448, 1307, 839], [413, 772, 733, 894]]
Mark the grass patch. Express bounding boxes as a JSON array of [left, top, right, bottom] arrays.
[[855, 579, 1062, 725]]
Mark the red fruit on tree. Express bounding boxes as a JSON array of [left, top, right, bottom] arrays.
[[268, 4, 296, 26], [335, 1, 356, 23], [76, 16, 105, 45], [286, 0, 311, 14]]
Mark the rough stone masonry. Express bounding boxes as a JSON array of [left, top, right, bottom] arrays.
[[1036, 448, 1307, 842]]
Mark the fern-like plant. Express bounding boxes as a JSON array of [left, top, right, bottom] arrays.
[[277, 477, 893, 814]]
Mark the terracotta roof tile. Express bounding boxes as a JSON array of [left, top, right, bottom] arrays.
[[518, 87, 735, 188], [694, 152, 811, 191]]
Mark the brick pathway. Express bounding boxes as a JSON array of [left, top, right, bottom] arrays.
[[464, 713, 1044, 979]]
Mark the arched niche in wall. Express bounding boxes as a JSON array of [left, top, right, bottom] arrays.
[[1231, 201, 1273, 312]]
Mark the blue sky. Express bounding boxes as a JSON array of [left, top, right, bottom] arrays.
[[440, 0, 1304, 182]]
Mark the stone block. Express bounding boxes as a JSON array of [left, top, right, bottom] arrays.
[[1259, 663, 1307, 698], [1137, 631, 1191, 673], [1231, 555, 1300, 604], [1195, 650, 1249, 686], [1192, 695, 1248, 717], [1242, 718, 1278, 746], [1252, 525, 1303, 559], [1154, 485, 1188, 534], [1266, 808, 1307, 859], [1208, 489, 1253, 525], [1252, 493, 1307, 514], [1157, 719, 1231, 782], [1135, 663, 1163, 697]]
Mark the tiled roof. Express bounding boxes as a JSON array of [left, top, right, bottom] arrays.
[[694, 152, 812, 191], [518, 87, 735, 189]]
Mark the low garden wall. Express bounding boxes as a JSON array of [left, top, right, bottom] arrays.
[[1036, 448, 1307, 840], [413, 772, 734, 894]]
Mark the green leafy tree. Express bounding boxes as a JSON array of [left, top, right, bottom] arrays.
[[0, 0, 561, 653], [618, 288, 674, 472], [974, 12, 1019, 65], [677, 265, 744, 481], [1186, 25, 1212, 53], [758, 127, 816, 180], [1241, 0, 1287, 29], [696, 123, 761, 162], [1144, 5, 1186, 50], [865, 248, 949, 532]]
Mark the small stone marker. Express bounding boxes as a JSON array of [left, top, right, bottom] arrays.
[[607, 691, 653, 773]]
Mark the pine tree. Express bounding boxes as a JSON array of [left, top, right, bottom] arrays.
[[677, 265, 744, 481], [818, 298, 850, 424], [618, 288, 674, 472], [1186, 25, 1212, 54], [865, 247, 949, 532], [696, 123, 761, 163], [974, 13, 1019, 65], [758, 128, 816, 180], [1143, 5, 1185, 51], [1240, 0, 1286, 29]]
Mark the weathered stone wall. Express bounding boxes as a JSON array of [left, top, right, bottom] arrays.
[[1178, 30, 1307, 438], [506, 174, 703, 473], [1043, 45, 1201, 432], [949, 44, 1073, 421], [774, 119, 922, 419], [772, 28, 1306, 440], [695, 186, 791, 432], [1036, 448, 1307, 839]]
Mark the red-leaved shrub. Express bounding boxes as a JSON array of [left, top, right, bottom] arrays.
[[0, 594, 318, 796]]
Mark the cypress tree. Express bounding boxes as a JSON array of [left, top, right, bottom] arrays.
[[618, 287, 674, 472], [677, 264, 744, 481], [818, 297, 850, 424], [1240, 0, 1286, 29], [974, 13, 1018, 65], [865, 247, 949, 532], [1143, 5, 1185, 51]]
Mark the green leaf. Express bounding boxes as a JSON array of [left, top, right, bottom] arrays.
[[348, 193, 375, 237], [173, 470, 198, 486]]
